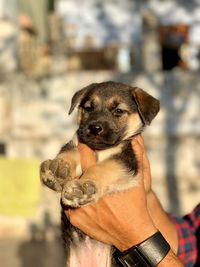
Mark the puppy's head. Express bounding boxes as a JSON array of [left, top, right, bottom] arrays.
[[69, 81, 159, 150]]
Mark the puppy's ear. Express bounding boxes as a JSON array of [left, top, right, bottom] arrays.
[[132, 87, 160, 125], [68, 83, 96, 115]]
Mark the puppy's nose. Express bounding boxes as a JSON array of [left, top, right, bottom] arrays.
[[88, 124, 103, 135]]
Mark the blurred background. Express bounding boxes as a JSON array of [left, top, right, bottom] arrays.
[[0, 0, 200, 266]]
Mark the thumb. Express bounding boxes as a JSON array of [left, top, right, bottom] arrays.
[[78, 142, 97, 172]]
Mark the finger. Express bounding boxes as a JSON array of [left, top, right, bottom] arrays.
[[131, 136, 144, 164], [133, 135, 145, 148], [78, 142, 97, 171], [142, 148, 152, 192], [64, 208, 70, 220], [143, 150, 150, 171]]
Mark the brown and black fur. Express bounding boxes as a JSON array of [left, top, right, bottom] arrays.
[[40, 81, 160, 267]]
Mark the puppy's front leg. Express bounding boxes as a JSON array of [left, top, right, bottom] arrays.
[[40, 141, 80, 192], [62, 159, 139, 207]]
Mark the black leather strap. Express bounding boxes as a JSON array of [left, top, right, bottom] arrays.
[[114, 231, 170, 267]]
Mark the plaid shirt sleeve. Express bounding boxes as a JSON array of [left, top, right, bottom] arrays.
[[170, 203, 200, 267]]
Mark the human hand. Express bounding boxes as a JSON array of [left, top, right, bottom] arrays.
[[64, 135, 157, 251]]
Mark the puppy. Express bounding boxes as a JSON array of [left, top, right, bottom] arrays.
[[40, 81, 160, 267]]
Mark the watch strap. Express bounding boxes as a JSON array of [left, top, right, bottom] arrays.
[[114, 231, 170, 267]]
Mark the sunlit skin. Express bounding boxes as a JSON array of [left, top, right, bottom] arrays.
[[65, 135, 184, 266]]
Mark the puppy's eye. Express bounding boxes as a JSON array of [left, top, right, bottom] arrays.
[[84, 106, 93, 113], [113, 108, 125, 117]]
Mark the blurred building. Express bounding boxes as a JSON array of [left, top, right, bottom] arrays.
[[53, 0, 200, 71], [1, 0, 200, 74]]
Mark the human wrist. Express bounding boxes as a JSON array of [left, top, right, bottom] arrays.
[[114, 231, 172, 267], [115, 220, 158, 252], [157, 250, 184, 267]]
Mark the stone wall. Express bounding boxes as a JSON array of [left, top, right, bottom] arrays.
[[0, 70, 200, 217]]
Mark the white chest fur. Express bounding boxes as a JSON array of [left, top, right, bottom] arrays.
[[96, 144, 123, 162]]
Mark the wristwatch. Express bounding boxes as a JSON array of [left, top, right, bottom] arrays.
[[114, 231, 170, 267]]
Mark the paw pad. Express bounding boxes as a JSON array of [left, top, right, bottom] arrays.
[[40, 158, 71, 191], [62, 180, 97, 207]]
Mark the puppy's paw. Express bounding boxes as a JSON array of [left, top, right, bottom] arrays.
[[61, 180, 97, 207], [40, 158, 71, 192]]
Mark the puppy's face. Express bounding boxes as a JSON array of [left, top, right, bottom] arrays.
[[69, 82, 160, 150]]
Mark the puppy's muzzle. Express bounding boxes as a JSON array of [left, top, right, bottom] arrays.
[[78, 120, 121, 149]]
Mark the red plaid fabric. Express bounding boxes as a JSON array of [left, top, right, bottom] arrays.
[[170, 204, 200, 267]]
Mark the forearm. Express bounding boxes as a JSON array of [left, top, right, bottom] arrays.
[[147, 190, 178, 253]]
